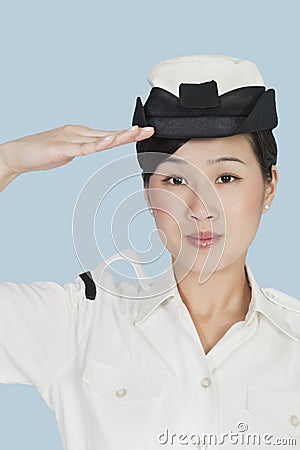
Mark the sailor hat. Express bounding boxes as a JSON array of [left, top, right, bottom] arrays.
[[132, 54, 278, 139]]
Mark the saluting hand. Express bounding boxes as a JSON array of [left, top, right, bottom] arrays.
[[0, 124, 154, 175]]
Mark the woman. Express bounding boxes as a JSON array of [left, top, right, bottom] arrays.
[[0, 55, 299, 450]]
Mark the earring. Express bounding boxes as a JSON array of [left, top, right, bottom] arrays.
[[149, 208, 154, 215], [264, 205, 270, 210]]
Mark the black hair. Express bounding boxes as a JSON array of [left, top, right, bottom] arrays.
[[137, 130, 277, 188]]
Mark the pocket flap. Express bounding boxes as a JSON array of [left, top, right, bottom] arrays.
[[246, 385, 300, 438], [82, 358, 167, 401]]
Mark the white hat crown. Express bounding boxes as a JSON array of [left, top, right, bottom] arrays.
[[147, 54, 265, 97]]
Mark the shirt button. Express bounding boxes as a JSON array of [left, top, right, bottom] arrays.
[[115, 387, 127, 398], [200, 377, 211, 389], [289, 415, 300, 427]]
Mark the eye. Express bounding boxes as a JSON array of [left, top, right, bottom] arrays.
[[162, 176, 188, 186], [216, 174, 240, 184]]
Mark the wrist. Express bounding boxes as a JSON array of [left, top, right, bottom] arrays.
[[0, 143, 19, 192]]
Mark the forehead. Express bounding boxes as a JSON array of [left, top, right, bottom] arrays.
[[170, 134, 255, 166]]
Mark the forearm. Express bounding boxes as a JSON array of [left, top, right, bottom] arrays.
[[0, 143, 19, 193]]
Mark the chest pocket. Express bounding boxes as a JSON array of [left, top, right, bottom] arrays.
[[246, 385, 300, 438], [82, 358, 167, 402]]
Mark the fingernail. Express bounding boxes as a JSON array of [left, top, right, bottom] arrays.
[[141, 127, 154, 132], [128, 125, 138, 131]]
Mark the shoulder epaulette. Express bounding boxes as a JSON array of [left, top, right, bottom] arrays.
[[79, 270, 97, 300]]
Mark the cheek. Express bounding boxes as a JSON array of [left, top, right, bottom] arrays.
[[223, 182, 264, 227], [149, 189, 186, 224]]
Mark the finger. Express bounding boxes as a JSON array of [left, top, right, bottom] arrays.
[[71, 125, 114, 137], [77, 126, 154, 147], [96, 126, 155, 148], [62, 127, 155, 157], [61, 128, 129, 144], [74, 125, 155, 139], [62, 135, 108, 143], [71, 124, 139, 137]]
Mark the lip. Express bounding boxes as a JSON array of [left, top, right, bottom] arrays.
[[186, 231, 221, 240], [186, 232, 222, 249]]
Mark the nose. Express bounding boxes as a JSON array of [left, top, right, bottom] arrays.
[[186, 188, 220, 222]]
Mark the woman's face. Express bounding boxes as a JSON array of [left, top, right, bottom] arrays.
[[144, 134, 277, 279]]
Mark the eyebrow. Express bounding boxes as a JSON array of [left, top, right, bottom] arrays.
[[160, 156, 246, 166], [207, 156, 246, 166]]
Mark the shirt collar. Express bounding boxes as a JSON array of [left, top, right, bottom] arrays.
[[131, 263, 178, 326], [245, 264, 299, 341], [132, 260, 299, 341]]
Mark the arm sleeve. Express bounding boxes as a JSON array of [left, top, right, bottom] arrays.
[[0, 276, 88, 392]]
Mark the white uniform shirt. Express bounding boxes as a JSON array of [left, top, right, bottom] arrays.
[[0, 254, 300, 450]]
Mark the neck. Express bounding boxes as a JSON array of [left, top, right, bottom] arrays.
[[172, 255, 251, 320]]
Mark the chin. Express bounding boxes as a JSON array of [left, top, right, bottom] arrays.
[[171, 242, 250, 281], [170, 246, 219, 280]]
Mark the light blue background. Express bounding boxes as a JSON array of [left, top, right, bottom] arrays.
[[0, 0, 299, 448]]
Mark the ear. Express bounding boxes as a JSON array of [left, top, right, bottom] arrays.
[[262, 165, 278, 213], [143, 186, 151, 209]]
